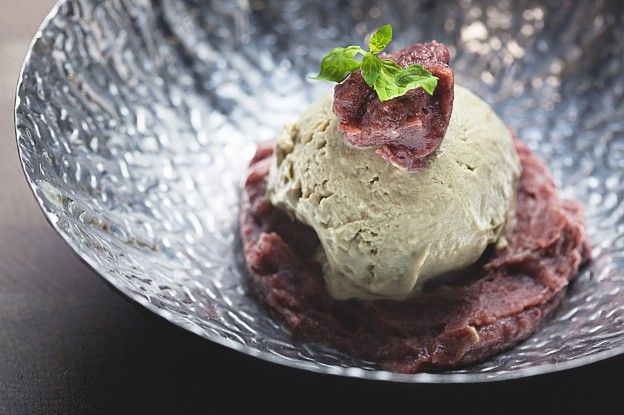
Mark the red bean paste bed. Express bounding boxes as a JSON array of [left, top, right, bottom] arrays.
[[240, 138, 590, 373]]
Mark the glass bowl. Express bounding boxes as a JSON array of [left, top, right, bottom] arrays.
[[15, 0, 624, 382]]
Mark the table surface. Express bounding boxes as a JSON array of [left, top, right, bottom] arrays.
[[1, 1, 624, 414]]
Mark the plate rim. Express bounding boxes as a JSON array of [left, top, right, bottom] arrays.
[[14, 0, 624, 384]]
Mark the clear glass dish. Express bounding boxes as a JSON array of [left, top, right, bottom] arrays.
[[15, 0, 624, 382]]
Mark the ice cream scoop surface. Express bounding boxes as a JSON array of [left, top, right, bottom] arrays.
[[267, 85, 521, 300]]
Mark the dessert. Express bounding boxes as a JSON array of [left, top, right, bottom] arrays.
[[241, 25, 590, 373]]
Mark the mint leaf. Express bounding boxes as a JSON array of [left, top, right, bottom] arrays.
[[371, 59, 403, 101], [373, 60, 438, 102], [394, 63, 438, 96], [368, 24, 392, 54], [361, 53, 382, 86], [313, 45, 365, 82]]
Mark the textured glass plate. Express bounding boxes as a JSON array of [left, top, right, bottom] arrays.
[[15, 0, 624, 382]]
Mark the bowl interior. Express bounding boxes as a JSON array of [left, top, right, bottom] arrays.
[[15, 0, 624, 382]]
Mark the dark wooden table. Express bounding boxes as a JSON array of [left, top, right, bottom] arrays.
[[1, 1, 624, 414]]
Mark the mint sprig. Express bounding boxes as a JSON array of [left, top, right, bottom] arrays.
[[313, 45, 366, 83], [313, 24, 438, 102], [368, 23, 392, 54]]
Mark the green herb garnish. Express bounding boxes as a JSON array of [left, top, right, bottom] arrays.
[[313, 24, 438, 102]]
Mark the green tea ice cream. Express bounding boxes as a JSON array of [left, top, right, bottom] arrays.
[[267, 86, 521, 299]]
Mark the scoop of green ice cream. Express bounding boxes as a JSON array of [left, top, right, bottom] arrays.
[[267, 85, 521, 300]]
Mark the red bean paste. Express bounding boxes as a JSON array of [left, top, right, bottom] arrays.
[[333, 41, 454, 170], [240, 140, 590, 373]]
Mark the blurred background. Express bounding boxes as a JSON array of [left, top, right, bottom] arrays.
[[1, 1, 623, 414]]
